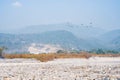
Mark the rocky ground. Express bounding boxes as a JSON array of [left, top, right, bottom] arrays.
[[0, 57, 120, 80]]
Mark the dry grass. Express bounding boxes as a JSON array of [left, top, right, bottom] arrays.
[[90, 53, 120, 57], [4, 52, 120, 62]]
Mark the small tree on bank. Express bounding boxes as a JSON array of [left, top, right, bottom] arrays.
[[0, 47, 7, 58]]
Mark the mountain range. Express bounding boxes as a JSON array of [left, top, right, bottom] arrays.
[[16, 23, 106, 38], [0, 23, 120, 53]]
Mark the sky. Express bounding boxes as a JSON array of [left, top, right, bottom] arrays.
[[0, 0, 120, 32]]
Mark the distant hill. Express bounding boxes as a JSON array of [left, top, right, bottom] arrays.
[[1, 28, 120, 53], [100, 29, 120, 42], [16, 23, 106, 39], [99, 29, 120, 51], [0, 30, 89, 53]]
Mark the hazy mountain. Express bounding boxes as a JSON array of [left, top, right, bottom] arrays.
[[1, 28, 120, 53], [99, 29, 120, 51], [0, 31, 89, 53], [100, 29, 120, 42], [17, 23, 106, 39]]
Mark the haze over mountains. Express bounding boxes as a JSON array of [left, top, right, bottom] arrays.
[[0, 23, 120, 53], [17, 23, 106, 38]]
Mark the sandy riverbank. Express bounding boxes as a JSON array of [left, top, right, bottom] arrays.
[[0, 57, 120, 80]]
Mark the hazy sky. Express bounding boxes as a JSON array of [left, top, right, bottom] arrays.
[[0, 0, 120, 32]]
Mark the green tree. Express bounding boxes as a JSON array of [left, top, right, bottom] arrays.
[[96, 49, 105, 54], [57, 50, 65, 53]]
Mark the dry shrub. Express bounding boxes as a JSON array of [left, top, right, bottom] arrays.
[[4, 52, 120, 62], [4, 53, 56, 62], [87, 53, 120, 57], [36, 54, 55, 62]]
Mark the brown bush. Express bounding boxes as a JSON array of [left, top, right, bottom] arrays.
[[4, 52, 120, 62]]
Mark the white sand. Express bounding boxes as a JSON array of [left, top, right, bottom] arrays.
[[0, 57, 120, 80]]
